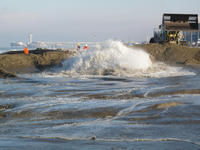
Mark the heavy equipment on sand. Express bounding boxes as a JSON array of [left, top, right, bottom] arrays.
[[150, 13, 199, 45]]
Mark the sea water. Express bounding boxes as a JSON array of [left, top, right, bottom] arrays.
[[0, 47, 13, 54], [0, 41, 200, 149]]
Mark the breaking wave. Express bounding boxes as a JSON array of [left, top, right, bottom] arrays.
[[58, 40, 195, 78], [61, 40, 152, 76]]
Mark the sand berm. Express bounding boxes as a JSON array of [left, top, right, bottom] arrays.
[[0, 49, 75, 78], [1, 44, 200, 78]]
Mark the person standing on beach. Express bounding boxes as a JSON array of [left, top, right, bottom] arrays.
[[77, 43, 80, 51], [83, 44, 89, 50], [24, 46, 29, 54]]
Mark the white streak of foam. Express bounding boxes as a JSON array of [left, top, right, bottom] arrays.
[[17, 136, 200, 146]]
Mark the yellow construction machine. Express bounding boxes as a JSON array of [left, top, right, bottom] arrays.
[[150, 13, 199, 44]]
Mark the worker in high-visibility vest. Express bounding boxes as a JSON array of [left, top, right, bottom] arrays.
[[24, 46, 29, 54], [83, 44, 89, 50], [77, 43, 80, 51]]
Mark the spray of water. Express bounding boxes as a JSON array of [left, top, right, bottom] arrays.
[[61, 40, 152, 76]]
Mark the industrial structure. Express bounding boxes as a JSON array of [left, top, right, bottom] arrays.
[[150, 13, 199, 45], [10, 33, 106, 49]]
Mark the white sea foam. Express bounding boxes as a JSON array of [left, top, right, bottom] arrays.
[[55, 40, 196, 78], [61, 40, 152, 76], [0, 49, 9, 54]]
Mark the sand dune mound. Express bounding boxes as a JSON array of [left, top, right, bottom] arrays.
[[133, 43, 200, 64], [0, 49, 75, 78]]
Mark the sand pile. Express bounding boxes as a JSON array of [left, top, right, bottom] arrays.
[[0, 49, 75, 78], [134, 43, 200, 64]]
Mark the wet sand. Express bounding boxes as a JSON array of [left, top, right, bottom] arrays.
[[85, 88, 200, 100], [1, 107, 121, 121], [0, 68, 17, 78]]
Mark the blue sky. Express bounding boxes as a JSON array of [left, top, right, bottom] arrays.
[[0, 0, 200, 46]]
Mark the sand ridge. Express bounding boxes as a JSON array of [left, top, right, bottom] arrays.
[[0, 49, 75, 78], [133, 43, 200, 64], [1, 44, 200, 78]]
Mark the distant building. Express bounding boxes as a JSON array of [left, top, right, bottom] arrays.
[[26, 33, 47, 48], [28, 33, 33, 44], [10, 33, 47, 48], [27, 41, 47, 48], [10, 41, 25, 47]]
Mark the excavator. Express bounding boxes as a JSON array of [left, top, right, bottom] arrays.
[[150, 13, 199, 45]]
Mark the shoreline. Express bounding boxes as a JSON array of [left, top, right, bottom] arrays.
[[1, 44, 200, 78]]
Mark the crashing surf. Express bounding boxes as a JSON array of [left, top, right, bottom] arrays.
[[51, 40, 196, 78]]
